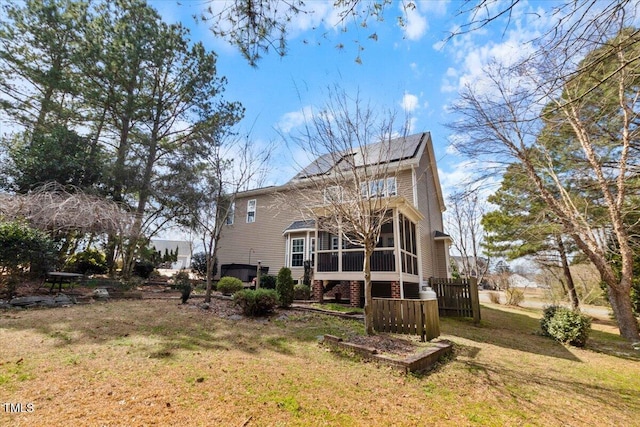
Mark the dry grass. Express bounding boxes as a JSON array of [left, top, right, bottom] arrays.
[[1, 299, 639, 426]]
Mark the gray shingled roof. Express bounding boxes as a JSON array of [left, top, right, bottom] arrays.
[[292, 132, 426, 180], [283, 219, 316, 233]]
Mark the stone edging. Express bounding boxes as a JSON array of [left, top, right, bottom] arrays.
[[322, 334, 453, 374]]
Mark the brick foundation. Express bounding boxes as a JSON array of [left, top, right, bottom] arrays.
[[391, 281, 401, 299], [313, 280, 324, 303], [350, 281, 361, 307]]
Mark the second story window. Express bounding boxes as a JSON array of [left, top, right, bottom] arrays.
[[225, 202, 235, 225], [361, 177, 397, 198], [246, 199, 256, 223]]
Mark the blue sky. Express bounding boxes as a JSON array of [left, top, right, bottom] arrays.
[[149, 0, 556, 198]]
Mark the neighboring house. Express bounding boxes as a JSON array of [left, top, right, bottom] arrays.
[[150, 239, 192, 270], [450, 256, 489, 279], [215, 132, 451, 305]]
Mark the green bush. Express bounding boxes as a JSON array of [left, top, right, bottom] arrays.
[[541, 305, 560, 336], [65, 249, 108, 274], [259, 275, 276, 289], [294, 284, 311, 300], [173, 270, 192, 304], [234, 289, 278, 316], [133, 260, 155, 278], [276, 267, 294, 308], [0, 220, 57, 277], [217, 276, 244, 295], [541, 305, 591, 347]]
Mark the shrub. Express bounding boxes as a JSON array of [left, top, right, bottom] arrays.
[[294, 284, 311, 300], [65, 249, 108, 275], [234, 289, 278, 316], [505, 288, 524, 306], [276, 267, 294, 308], [133, 260, 155, 278], [259, 275, 276, 289], [191, 252, 216, 280], [541, 305, 560, 336], [0, 220, 57, 277], [488, 291, 501, 304], [541, 305, 591, 347], [217, 276, 244, 295], [173, 270, 192, 304]]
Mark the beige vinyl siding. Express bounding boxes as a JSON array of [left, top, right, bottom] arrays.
[[216, 187, 320, 281], [216, 191, 299, 279], [396, 169, 414, 201], [414, 137, 443, 279]]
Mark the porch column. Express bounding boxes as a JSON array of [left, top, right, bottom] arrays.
[[349, 280, 361, 307], [393, 209, 404, 299], [313, 280, 324, 303], [390, 281, 401, 299]]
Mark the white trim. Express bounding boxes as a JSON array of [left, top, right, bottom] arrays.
[[291, 237, 305, 267], [246, 199, 256, 223], [394, 208, 404, 299], [285, 234, 290, 267], [411, 165, 418, 207]]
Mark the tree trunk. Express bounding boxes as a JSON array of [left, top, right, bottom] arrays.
[[363, 245, 374, 335], [204, 251, 214, 303], [556, 235, 579, 309], [607, 284, 640, 342]]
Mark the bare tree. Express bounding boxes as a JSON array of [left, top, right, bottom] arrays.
[[448, 24, 640, 340], [446, 189, 489, 286], [0, 183, 133, 236], [170, 133, 272, 303], [278, 88, 411, 335]]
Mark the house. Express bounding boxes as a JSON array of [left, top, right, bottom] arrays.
[[450, 256, 489, 279], [150, 239, 192, 270], [215, 132, 451, 306]]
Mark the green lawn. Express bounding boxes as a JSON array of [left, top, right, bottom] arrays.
[[0, 299, 638, 426]]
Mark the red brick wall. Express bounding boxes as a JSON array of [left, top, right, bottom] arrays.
[[350, 281, 361, 307]]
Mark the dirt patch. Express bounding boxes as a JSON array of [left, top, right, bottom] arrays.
[[346, 333, 420, 358]]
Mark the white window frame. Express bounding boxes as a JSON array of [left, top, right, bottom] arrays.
[[386, 177, 397, 196], [225, 202, 235, 225], [291, 238, 305, 267], [246, 199, 256, 223], [331, 236, 339, 250], [361, 177, 397, 198]]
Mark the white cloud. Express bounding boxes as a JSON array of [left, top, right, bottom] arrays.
[[401, 92, 420, 113], [276, 106, 314, 133], [401, 3, 428, 41]]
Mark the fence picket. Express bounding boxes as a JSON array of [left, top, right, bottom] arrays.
[[372, 298, 440, 340], [429, 277, 481, 322]]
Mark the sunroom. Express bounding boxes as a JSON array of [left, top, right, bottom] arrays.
[[283, 196, 424, 303]]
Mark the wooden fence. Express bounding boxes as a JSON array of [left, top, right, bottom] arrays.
[[429, 277, 481, 323], [372, 298, 440, 341]]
